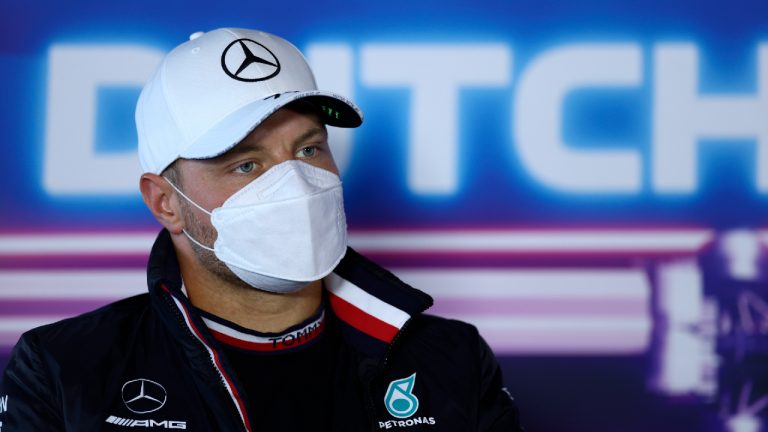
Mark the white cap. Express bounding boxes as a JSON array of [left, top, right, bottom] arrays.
[[136, 28, 363, 174]]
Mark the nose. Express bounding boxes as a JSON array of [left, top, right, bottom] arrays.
[[270, 150, 302, 168]]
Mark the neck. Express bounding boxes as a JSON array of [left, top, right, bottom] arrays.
[[189, 278, 323, 334], [175, 238, 323, 333]]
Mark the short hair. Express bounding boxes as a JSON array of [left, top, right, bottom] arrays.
[[162, 159, 182, 187]]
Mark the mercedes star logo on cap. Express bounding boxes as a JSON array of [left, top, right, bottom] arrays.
[[221, 38, 281, 82], [121, 378, 167, 414]]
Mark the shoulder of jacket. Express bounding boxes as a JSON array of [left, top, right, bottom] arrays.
[[408, 313, 481, 340], [392, 313, 483, 361], [19, 293, 152, 358]]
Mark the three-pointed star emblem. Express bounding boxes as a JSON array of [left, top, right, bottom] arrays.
[[221, 38, 281, 82], [121, 378, 167, 414]]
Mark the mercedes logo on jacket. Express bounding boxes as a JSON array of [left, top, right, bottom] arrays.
[[121, 379, 167, 414]]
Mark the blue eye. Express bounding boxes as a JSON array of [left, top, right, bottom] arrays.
[[235, 161, 256, 174], [297, 146, 318, 158]]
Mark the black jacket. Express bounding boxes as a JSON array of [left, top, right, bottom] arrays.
[[0, 230, 522, 431]]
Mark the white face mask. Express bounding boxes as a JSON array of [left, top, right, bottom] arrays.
[[165, 160, 347, 293]]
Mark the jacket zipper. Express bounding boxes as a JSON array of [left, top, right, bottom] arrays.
[[365, 318, 414, 431], [161, 289, 251, 432]]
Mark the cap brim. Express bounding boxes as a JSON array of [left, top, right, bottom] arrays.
[[180, 90, 363, 160]]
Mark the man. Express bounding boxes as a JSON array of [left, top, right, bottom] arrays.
[[0, 28, 522, 431]]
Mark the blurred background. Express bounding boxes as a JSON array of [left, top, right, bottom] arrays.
[[2, 0, 768, 430]]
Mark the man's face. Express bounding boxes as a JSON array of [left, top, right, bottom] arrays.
[[170, 105, 338, 285]]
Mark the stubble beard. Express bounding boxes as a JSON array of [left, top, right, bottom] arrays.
[[179, 198, 252, 290]]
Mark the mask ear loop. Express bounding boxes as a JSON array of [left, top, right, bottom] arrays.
[[163, 177, 216, 252], [163, 177, 213, 216]]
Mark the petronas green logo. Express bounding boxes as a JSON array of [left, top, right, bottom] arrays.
[[384, 373, 419, 418]]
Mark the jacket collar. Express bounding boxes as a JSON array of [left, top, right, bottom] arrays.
[[146, 229, 433, 361]]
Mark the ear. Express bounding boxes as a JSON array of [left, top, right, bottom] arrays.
[[140, 173, 184, 235]]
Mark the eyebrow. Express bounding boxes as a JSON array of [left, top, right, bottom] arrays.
[[215, 126, 328, 161], [289, 126, 328, 149]]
